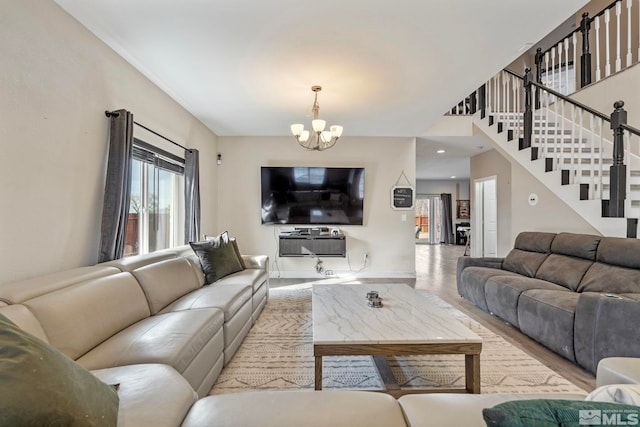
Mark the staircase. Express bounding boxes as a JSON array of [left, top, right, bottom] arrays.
[[468, 69, 640, 238]]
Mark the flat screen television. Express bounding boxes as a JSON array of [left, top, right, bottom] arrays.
[[261, 166, 365, 225]]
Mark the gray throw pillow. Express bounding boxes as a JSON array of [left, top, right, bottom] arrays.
[[0, 313, 119, 426], [191, 231, 245, 284]]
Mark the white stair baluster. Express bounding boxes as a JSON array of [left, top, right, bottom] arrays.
[[589, 114, 596, 199], [595, 16, 602, 81], [544, 92, 550, 159], [598, 118, 604, 200], [577, 109, 584, 185], [616, 1, 622, 72], [573, 32, 578, 93], [551, 47, 556, 101], [605, 8, 612, 77], [544, 51, 550, 106], [565, 37, 570, 94], [627, 0, 633, 67], [570, 105, 575, 183], [558, 42, 564, 93]]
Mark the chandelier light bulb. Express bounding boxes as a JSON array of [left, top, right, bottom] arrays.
[[290, 85, 343, 151], [290, 123, 304, 136], [312, 119, 326, 132]]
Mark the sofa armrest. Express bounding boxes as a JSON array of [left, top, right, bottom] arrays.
[[242, 255, 268, 271], [596, 357, 640, 387], [456, 256, 504, 285], [576, 293, 640, 374]]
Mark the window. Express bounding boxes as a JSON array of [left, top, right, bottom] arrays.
[[125, 139, 185, 256]]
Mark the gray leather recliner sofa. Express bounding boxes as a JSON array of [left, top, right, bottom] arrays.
[[457, 231, 640, 374]]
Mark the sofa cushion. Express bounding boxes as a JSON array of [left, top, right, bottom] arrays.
[[0, 265, 120, 305], [92, 364, 197, 427], [485, 276, 569, 328], [550, 232, 601, 260], [217, 268, 268, 294], [482, 399, 640, 427], [518, 290, 579, 362], [24, 272, 151, 360], [397, 393, 587, 427], [183, 391, 407, 427], [161, 283, 252, 321], [535, 254, 593, 291], [132, 257, 203, 314], [0, 314, 119, 427], [0, 304, 49, 343], [514, 231, 557, 252], [597, 236, 640, 269], [458, 267, 521, 311], [578, 262, 640, 293], [503, 249, 549, 278], [190, 233, 245, 284], [77, 308, 224, 373]]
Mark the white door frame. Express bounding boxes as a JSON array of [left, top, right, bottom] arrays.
[[472, 175, 498, 257]]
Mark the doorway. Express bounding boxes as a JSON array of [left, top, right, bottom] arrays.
[[472, 176, 497, 256], [415, 195, 441, 244]]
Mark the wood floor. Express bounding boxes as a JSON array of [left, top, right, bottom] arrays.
[[271, 243, 596, 392]]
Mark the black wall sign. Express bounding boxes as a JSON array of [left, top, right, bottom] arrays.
[[392, 186, 414, 210]]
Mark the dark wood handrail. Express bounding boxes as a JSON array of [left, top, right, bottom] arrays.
[[622, 124, 640, 137], [502, 69, 611, 122]]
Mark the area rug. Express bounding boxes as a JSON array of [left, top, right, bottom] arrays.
[[210, 283, 587, 395]]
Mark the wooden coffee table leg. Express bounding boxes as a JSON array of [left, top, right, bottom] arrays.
[[315, 356, 323, 390], [465, 353, 481, 394]]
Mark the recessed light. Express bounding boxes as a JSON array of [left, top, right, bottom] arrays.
[[436, 149, 446, 154], [450, 176, 456, 179]]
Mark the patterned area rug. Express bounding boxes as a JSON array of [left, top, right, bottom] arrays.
[[210, 283, 586, 395]]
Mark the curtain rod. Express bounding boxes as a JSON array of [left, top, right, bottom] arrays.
[[105, 110, 188, 151]]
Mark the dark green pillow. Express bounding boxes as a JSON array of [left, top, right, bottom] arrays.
[[0, 313, 119, 426], [190, 232, 244, 283], [229, 237, 246, 269], [483, 399, 640, 427]]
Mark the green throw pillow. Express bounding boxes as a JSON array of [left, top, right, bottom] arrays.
[[483, 399, 640, 427], [191, 231, 245, 283], [230, 237, 246, 269], [0, 313, 119, 426]]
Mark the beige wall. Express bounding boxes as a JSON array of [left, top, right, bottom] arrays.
[[216, 136, 417, 278], [470, 148, 602, 256], [470, 150, 513, 256], [0, 1, 218, 284]]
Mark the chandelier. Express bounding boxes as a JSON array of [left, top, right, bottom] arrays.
[[290, 85, 343, 151]]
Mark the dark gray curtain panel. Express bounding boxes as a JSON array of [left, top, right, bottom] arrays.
[[98, 109, 133, 262], [440, 193, 454, 244], [184, 149, 201, 243]]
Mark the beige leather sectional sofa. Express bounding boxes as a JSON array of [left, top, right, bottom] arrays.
[[0, 245, 268, 426]]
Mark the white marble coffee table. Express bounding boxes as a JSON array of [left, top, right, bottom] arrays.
[[312, 283, 482, 396]]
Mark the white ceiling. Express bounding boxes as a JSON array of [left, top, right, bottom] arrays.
[[54, 0, 588, 177]]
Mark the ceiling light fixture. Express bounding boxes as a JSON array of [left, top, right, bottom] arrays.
[[437, 149, 446, 154], [291, 85, 343, 151]]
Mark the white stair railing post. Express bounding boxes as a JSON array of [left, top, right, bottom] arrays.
[[595, 16, 602, 82], [589, 114, 596, 199], [626, 0, 633, 67], [615, 1, 622, 72], [605, 8, 612, 77]]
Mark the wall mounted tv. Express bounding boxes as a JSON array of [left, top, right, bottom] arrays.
[[261, 166, 365, 225]]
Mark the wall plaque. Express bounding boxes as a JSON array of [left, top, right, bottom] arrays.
[[392, 186, 414, 210]]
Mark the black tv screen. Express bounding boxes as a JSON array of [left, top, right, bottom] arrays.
[[261, 166, 365, 225]]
